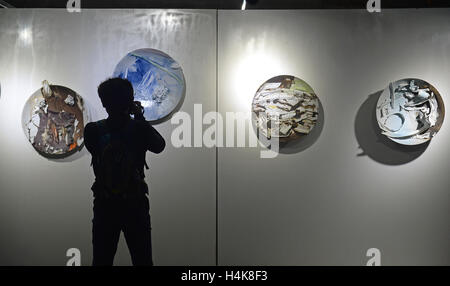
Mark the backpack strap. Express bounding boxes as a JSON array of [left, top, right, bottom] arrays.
[[123, 120, 150, 171]]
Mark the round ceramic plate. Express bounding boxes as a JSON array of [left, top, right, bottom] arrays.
[[252, 75, 320, 143], [113, 48, 186, 122], [22, 81, 88, 158], [376, 78, 445, 145]]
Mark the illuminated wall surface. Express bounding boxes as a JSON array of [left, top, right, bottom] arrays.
[[0, 9, 449, 265], [0, 9, 217, 266]]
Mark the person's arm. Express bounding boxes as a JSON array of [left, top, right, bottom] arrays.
[[144, 123, 165, 154], [132, 102, 166, 154], [136, 118, 165, 154]]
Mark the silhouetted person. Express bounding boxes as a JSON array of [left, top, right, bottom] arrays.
[[84, 78, 165, 266]]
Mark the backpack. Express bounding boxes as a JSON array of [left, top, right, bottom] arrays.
[[92, 119, 147, 196]]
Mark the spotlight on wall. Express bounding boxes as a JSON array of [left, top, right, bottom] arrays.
[[241, 0, 246, 10], [19, 27, 32, 45]]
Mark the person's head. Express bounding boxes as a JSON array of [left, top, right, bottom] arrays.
[[98, 78, 134, 117]]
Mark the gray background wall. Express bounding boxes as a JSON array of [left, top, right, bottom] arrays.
[[0, 9, 449, 266]]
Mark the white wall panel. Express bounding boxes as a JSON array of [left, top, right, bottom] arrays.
[[218, 9, 450, 265], [0, 9, 216, 265]]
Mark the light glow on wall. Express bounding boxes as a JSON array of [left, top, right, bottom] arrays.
[[19, 27, 32, 45], [231, 40, 283, 112]]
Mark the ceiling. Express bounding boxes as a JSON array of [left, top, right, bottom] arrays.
[[1, 0, 449, 9]]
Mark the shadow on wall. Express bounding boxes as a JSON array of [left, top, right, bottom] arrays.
[[354, 90, 429, 165]]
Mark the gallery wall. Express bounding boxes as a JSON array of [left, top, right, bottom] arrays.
[[218, 9, 450, 265], [0, 8, 449, 266], [0, 9, 217, 265]]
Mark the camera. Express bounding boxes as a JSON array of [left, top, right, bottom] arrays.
[[130, 101, 145, 120]]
